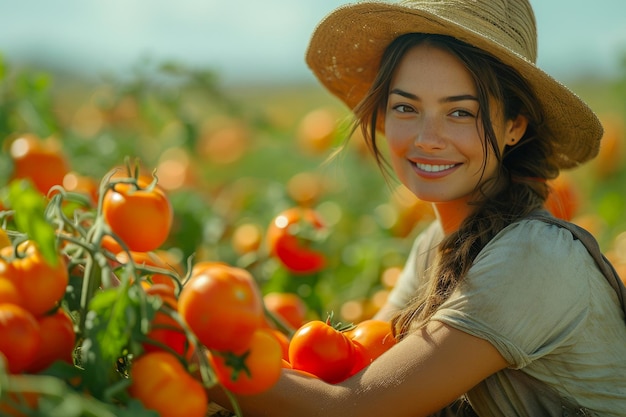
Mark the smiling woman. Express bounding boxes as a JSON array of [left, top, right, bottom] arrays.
[[203, 0, 626, 415]]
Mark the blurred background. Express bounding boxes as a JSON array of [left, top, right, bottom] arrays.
[[0, 0, 625, 321]]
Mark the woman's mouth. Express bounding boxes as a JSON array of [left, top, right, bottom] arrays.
[[411, 161, 460, 178], [414, 162, 457, 173]]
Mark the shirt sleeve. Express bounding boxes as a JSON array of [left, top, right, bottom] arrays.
[[432, 219, 592, 369]]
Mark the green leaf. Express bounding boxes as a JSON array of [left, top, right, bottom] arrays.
[[8, 179, 58, 265], [80, 283, 158, 401]]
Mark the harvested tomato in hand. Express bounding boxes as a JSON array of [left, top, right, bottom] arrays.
[[266, 207, 327, 274], [129, 351, 207, 417], [288, 319, 356, 383], [209, 328, 283, 395], [102, 181, 173, 252], [178, 263, 264, 352], [345, 319, 396, 375]]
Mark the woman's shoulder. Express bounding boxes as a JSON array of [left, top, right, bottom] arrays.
[[487, 214, 588, 260]]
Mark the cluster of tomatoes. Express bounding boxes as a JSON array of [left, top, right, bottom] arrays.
[[0, 133, 401, 417]]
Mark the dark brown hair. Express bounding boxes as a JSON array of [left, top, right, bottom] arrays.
[[351, 33, 560, 337]]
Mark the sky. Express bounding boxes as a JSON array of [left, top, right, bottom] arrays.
[[0, 0, 625, 86]]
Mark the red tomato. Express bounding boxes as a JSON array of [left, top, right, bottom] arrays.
[[0, 303, 42, 373], [129, 351, 207, 417], [266, 207, 327, 274], [102, 182, 173, 252], [209, 328, 283, 395], [6, 242, 69, 317], [345, 319, 396, 375], [288, 320, 356, 383], [27, 308, 75, 373], [178, 264, 263, 352]]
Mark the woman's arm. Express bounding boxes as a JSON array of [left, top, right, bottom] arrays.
[[209, 321, 508, 417]]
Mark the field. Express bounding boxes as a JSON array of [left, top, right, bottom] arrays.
[[0, 56, 624, 416]]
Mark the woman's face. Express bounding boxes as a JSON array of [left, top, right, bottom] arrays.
[[384, 43, 519, 207]]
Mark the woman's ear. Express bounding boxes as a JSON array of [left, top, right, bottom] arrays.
[[506, 114, 529, 146]]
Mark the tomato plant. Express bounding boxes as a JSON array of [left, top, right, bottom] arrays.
[[102, 180, 173, 252], [266, 207, 327, 274], [209, 328, 283, 395], [288, 319, 356, 383], [129, 351, 208, 417], [178, 263, 264, 352], [0, 303, 42, 373]]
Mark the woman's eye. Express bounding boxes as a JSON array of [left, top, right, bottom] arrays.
[[450, 109, 474, 118], [393, 104, 415, 113]]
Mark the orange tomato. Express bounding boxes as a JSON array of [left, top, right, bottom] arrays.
[[345, 319, 396, 375], [129, 351, 208, 417], [288, 320, 356, 384], [178, 264, 264, 352], [263, 292, 308, 330], [102, 182, 173, 252], [0, 304, 42, 373], [8, 134, 70, 196], [7, 242, 69, 317], [26, 308, 75, 373], [266, 207, 327, 274], [209, 328, 283, 395], [0, 277, 22, 306]]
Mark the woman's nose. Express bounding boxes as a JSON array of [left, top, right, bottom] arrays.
[[413, 116, 445, 150]]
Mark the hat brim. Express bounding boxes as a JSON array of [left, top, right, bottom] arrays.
[[306, 2, 603, 169]]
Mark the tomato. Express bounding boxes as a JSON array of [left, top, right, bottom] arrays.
[[6, 242, 69, 317], [288, 320, 356, 383], [178, 264, 263, 352], [270, 329, 290, 361], [0, 277, 22, 306], [102, 181, 173, 252], [129, 351, 208, 417], [345, 319, 396, 375], [26, 308, 75, 373], [263, 292, 307, 329], [266, 207, 327, 274], [0, 303, 42, 373], [209, 328, 283, 395], [8, 134, 70, 196]]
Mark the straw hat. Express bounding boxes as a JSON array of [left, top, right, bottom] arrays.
[[306, 0, 603, 169]]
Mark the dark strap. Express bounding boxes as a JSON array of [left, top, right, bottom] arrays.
[[526, 211, 626, 322]]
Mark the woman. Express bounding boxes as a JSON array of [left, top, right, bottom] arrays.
[[210, 0, 626, 415]]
